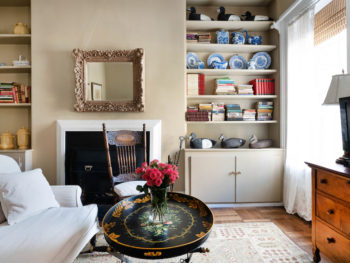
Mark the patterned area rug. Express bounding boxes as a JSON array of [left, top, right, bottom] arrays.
[[75, 222, 312, 263]]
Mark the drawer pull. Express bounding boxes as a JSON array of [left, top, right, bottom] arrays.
[[320, 179, 327, 184], [327, 237, 335, 244], [326, 209, 334, 215]]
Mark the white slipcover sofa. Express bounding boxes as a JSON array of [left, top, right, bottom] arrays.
[[0, 155, 99, 263]]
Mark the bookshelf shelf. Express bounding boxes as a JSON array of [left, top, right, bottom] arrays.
[[186, 21, 273, 31], [0, 103, 31, 107], [187, 95, 277, 100], [187, 69, 276, 76], [187, 120, 277, 124], [0, 34, 31, 44], [187, 43, 276, 53], [186, 0, 272, 6], [0, 66, 31, 73]]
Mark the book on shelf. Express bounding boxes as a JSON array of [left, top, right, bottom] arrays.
[[226, 104, 243, 121], [212, 102, 225, 121], [215, 77, 236, 95], [187, 32, 198, 43], [197, 32, 211, 43], [186, 111, 210, 121], [243, 109, 256, 121], [249, 78, 275, 95], [256, 101, 273, 120], [236, 84, 254, 95], [187, 73, 204, 96]]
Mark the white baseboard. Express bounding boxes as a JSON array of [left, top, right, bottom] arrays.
[[207, 203, 284, 208]]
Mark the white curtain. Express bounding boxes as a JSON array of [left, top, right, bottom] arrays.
[[284, 7, 345, 221]]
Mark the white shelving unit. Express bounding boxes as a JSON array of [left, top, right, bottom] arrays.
[[185, 0, 283, 204], [0, 0, 32, 167]]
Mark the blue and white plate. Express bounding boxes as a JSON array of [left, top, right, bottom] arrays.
[[229, 55, 247, 69], [207, 53, 225, 68], [251, 52, 271, 69], [186, 52, 201, 69]]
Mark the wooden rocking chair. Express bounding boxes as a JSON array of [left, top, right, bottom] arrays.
[[102, 123, 148, 202]]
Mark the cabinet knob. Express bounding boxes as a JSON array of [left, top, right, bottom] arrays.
[[236, 171, 241, 175], [326, 209, 334, 215], [320, 179, 327, 184], [326, 237, 335, 244]]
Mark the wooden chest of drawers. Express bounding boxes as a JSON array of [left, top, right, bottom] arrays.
[[306, 162, 350, 262]]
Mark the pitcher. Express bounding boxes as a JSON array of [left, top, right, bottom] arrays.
[[231, 30, 248, 44]]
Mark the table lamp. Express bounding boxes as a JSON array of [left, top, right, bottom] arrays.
[[323, 74, 350, 166]]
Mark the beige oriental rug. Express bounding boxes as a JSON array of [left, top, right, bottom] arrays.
[[75, 222, 312, 263]]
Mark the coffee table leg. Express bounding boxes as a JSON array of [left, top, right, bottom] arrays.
[[109, 251, 132, 263], [180, 247, 210, 263]]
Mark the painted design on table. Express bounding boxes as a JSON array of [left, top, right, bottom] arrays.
[[144, 251, 162, 257], [123, 203, 195, 243]]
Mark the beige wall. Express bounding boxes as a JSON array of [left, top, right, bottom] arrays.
[[31, 0, 186, 189], [269, 0, 296, 19]]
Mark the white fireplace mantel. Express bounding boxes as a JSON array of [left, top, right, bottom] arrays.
[[56, 120, 162, 185]]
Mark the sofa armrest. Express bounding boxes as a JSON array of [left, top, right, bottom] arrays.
[[50, 185, 83, 207]]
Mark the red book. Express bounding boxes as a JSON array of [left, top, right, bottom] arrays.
[[198, 74, 205, 95]]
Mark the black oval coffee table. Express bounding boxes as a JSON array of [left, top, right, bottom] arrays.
[[102, 192, 214, 262]]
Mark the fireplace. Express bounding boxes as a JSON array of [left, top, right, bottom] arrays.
[[56, 120, 162, 186]]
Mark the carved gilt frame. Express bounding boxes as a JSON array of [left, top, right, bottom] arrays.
[[73, 48, 145, 112]]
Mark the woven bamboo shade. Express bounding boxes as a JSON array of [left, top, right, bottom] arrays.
[[314, 0, 346, 45]]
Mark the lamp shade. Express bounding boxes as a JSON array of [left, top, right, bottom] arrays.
[[323, 74, 350, 105]]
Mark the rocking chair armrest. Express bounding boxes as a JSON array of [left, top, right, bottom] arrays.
[[51, 185, 83, 207]]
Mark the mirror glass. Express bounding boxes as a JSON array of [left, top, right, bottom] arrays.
[[86, 62, 133, 101]]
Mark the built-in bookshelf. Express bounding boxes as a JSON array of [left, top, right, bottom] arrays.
[[0, 0, 32, 158], [184, 0, 284, 203]]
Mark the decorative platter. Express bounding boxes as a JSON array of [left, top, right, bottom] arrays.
[[207, 53, 225, 68], [229, 55, 247, 69], [102, 193, 214, 260], [186, 52, 201, 68], [251, 52, 271, 69]]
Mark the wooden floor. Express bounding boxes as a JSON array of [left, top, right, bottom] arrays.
[[212, 207, 331, 263]]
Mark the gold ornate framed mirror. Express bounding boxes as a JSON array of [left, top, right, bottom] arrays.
[[73, 48, 144, 112]]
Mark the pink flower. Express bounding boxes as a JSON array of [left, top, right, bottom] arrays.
[[155, 178, 162, 187], [142, 162, 148, 169], [150, 159, 159, 165], [135, 167, 145, 174]]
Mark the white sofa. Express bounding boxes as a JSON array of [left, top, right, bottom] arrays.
[[0, 155, 99, 263]]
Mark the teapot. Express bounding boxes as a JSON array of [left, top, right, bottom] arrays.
[[231, 30, 248, 44], [0, 131, 15, 150], [246, 33, 262, 45]]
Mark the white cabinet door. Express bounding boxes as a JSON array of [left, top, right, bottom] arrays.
[[190, 154, 235, 203], [235, 151, 283, 202]]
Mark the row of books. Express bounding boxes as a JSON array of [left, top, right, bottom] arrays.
[[187, 74, 205, 96], [187, 75, 275, 96], [0, 83, 31, 104], [249, 78, 275, 95], [186, 32, 211, 43], [186, 101, 274, 121]]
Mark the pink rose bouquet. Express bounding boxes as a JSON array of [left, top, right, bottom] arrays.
[[136, 159, 179, 194]]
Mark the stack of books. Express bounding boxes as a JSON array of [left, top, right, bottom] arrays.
[[186, 32, 198, 43], [236, 84, 254, 95], [215, 78, 236, 95], [187, 74, 205, 96], [198, 32, 211, 43], [256, 101, 273, 121], [0, 83, 31, 104], [199, 103, 212, 121], [249, 78, 275, 95], [212, 103, 225, 121], [243, 109, 257, 121], [226, 104, 243, 121], [186, 106, 210, 121]]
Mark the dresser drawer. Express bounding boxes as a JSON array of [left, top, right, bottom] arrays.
[[316, 219, 350, 262], [317, 169, 350, 203], [317, 193, 350, 236]]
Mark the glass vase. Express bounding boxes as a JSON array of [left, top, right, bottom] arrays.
[[150, 187, 168, 224]]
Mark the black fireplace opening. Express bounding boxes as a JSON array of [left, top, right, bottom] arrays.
[[65, 131, 150, 205]]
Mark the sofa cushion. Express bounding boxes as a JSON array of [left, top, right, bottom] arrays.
[[0, 204, 98, 263], [0, 169, 59, 225], [0, 204, 5, 223]]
